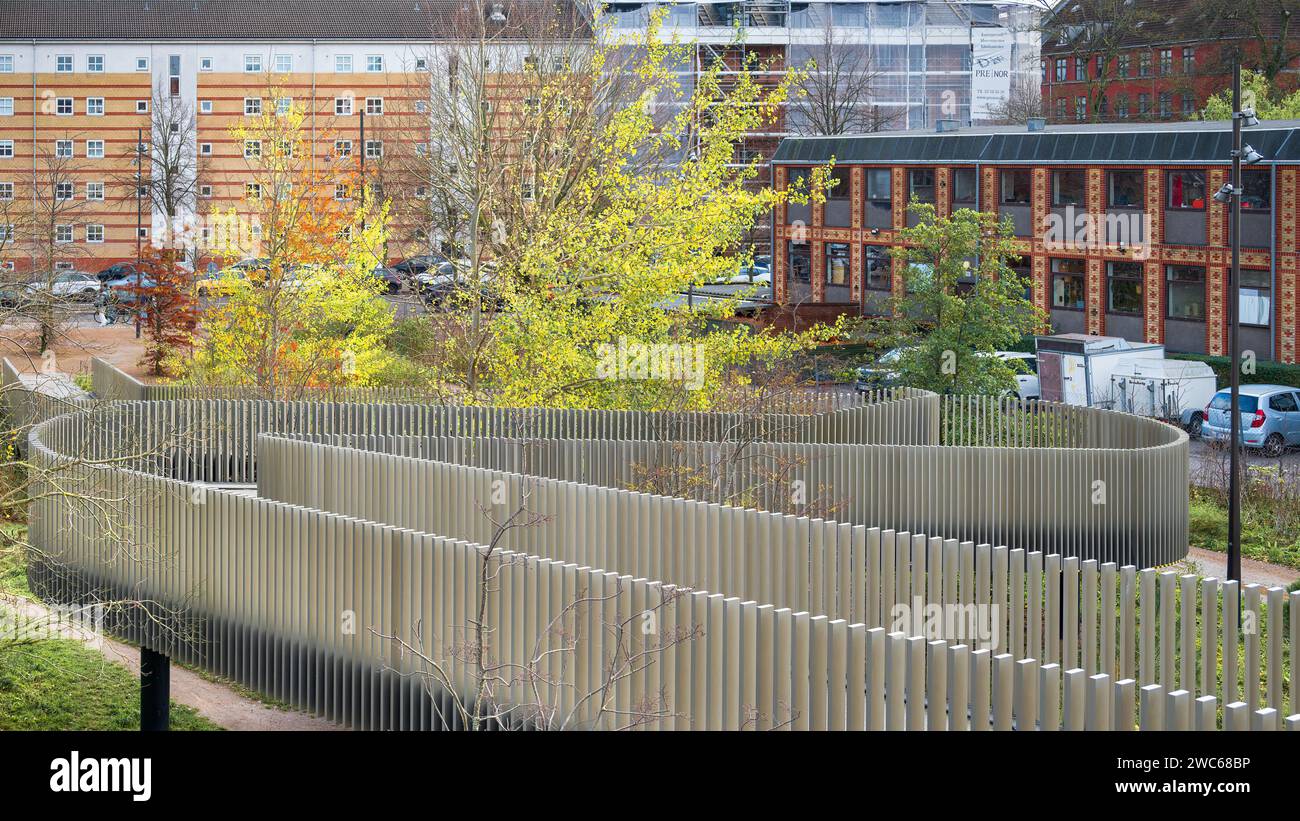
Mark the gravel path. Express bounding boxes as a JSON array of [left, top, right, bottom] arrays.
[[1183, 547, 1300, 589]]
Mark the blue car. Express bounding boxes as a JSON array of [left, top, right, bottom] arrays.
[[1200, 384, 1300, 456]]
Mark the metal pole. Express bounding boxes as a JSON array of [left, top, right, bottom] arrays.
[[359, 108, 366, 233], [140, 646, 170, 731], [1228, 61, 1242, 585], [135, 127, 142, 339]]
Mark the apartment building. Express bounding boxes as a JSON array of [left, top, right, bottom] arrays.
[[0, 0, 577, 275], [770, 120, 1300, 363]]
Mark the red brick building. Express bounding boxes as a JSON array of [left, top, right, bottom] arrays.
[[770, 120, 1300, 363], [1040, 0, 1300, 124]]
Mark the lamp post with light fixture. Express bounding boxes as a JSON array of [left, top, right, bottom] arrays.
[[1211, 61, 1262, 585]]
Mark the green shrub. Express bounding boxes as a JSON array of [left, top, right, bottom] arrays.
[[1168, 353, 1300, 390]]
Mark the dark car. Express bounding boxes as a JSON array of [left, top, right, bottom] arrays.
[[392, 255, 450, 278], [95, 262, 142, 283], [370, 266, 403, 294]]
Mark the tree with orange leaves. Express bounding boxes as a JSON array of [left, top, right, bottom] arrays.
[[187, 84, 394, 395], [120, 245, 202, 377]]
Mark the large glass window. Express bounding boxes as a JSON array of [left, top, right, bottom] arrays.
[[1052, 170, 1085, 206], [864, 245, 890, 290], [908, 168, 935, 203], [866, 168, 891, 202], [1166, 265, 1205, 320], [1000, 169, 1031, 204], [826, 243, 849, 286], [1167, 171, 1206, 209], [826, 170, 849, 201], [1107, 170, 1144, 208], [1107, 261, 1144, 314], [1242, 170, 1270, 210], [1240, 269, 1271, 327], [952, 168, 977, 207], [1051, 258, 1086, 310], [789, 242, 811, 283]]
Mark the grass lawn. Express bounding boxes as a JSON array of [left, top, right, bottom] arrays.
[[0, 639, 220, 731], [1190, 487, 1300, 575]]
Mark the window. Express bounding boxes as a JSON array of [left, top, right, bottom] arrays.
[[1138, 52, 1151, 77], [1166, 265, 1205, 320], [0, 97, 12, 116], [335, 54, 353, 73], [87, 55, 104, 73], [1182, 47, 1195, 74], [334, 139, 352, 157], [367, 55, 384, 72], [274, 53, 293, 73], [136, 100, 149, 113], [0, 182, 11, 200], [137, 227, 148, 240], [908, 168, 934, 203], [1054, 58, 1066, 82], [1074, 57, 1086, 80], [1158, 49, 1172, 75], [55, 225, 73, 243], [1041, 60, 1047, 84], [136, 57, 149, 71], [1075, 96, 1087, 121], [821, 242, 849, 287], [0, 226, 12, 243], [243, 140, 261, 158], [1158, 92, 1171, 118], [865, 245, 890, 291], [415, 100, 427, 114], [865, 168, 890, 204], [1241, 269, 1271, 326], [365, 97, 384, 115], [1115, 94, 1129, 119], [1242, 169, 1270, 210], [199, 184, 211, 198], [1051, 258, 1086, 310], [86, 140, 104, 158], [0, 56, 12, 73], [244, 54, 262, 73], [86, 97, 104, 116], [1106, 170, 1143, 208], [1167, 171, 1206, 209], [1051, 170, 1085, 207], [1000, 169, 1031, 204], [55, 140, 73, 158], [86, 182, 104, 201], [1106, 261, 1143, 314], [1137, 93, 1150, 115], [245, 182, 262, 199], [1055, 98, 1067, 120], [789, 242, 811, 283], [276, 97, 292, 116], [86, 224, 104, 243], [0, 140, 12, 158], [1181, 94, 1195, 116], [415, 57, 428, 71], [55, 97, 72, 115], [55, 182, 72, 201], [200, 100, 213, 114], [952, 168, 977, 206], [200, 143, 212, 156], [200, 56, 213, 71], [365, 140, 383, 158], [335, 96, 353, 115], [335, 183, 351, 200], [56, 55, 73, 73], [244, 97, 262, 116], [1117, 54, 1130, 78]]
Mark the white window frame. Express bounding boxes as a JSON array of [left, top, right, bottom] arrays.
[[274, 53, 293, 73], [275, 97, 292, 116], [244, 97, 262, 116], [334, 139, 352, 157], [0, 56, 13, 73], [365, 139, 383, 159], [0, 140, 13, 158], [55, 181, 73, 201], [86, 140, 104, 158], [243, 140, 261, 158], [366, 55, 384, 72], [365, 96, 384, 115], [55, 224, 73, 244], [199, 184, 212, 198], [335, 54, 353, 73], [86, 224, 104, 243], [86, 97, 105, 116], [0, 181, 12, 200], [136, 100, 149, 113], [55, 140, 73, 159], [200, 100, 213, 114], [87, 54, 105, 73], [55, 55, 73, 73], [200, 142, 213, 156], [55, 97, 73, 116], [244, 54, 262, 73], [199, 56, 213, 72], [55, 261, 75, 271], [85, 182, 104, 201], [135, 56, 149, 72], [0, 97, 12, 116], [334, 96, 353, 115], [245, 182, 262, 199]]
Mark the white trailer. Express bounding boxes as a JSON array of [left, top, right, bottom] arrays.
[[1034, 334, 1167, 410], [1109, 358, 1218, 422]]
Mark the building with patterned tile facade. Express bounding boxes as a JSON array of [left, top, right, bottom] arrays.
[[770, 120, 1300, 363]]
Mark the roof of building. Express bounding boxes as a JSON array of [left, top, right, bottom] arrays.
[[1040, 0, 1290, 55], [772, 120, 1300, 165], [0, 0, 588, 41]]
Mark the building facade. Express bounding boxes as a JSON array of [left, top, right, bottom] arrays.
[[1040, 0, 1300, 125], [770, 120, 1300, 364]]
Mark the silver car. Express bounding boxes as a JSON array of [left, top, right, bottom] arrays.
[[1200, 384, 1300, 457]]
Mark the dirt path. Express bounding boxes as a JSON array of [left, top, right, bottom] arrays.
[[1184, 547, 1300, 589], [2, 594, 339, 731]]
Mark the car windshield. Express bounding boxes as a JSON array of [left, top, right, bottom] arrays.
[[1209, 393, 1259, 413]]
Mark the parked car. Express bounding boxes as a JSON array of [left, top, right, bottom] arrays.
[[371, 266, 403, 294], [195, 267, 252, 297], [854, 347, 913, 393], [95, 262, 142, 283], [1200, 384, 1300, 456], [26, 271, 101, 301], [991, 351, 1039, 401], [0, 285, 32, 309], [393, 255, 451, 278]]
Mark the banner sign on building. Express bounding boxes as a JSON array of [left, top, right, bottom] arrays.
[[971, 26, 1013, 121]]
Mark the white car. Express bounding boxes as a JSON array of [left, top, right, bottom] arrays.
[[994, 351, 1039, 401], [27, 271, 101, 301]]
